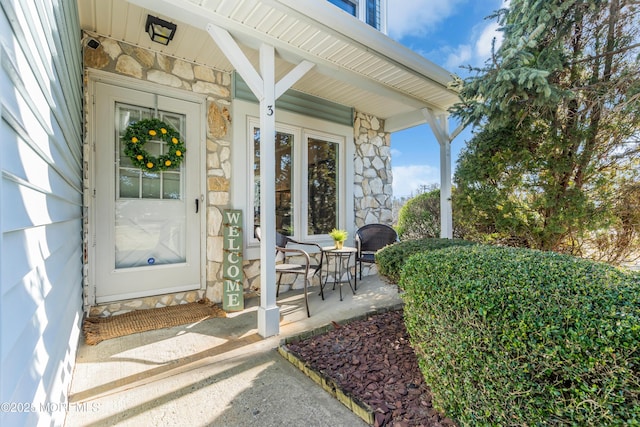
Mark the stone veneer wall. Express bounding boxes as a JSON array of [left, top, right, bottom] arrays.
[[83, 35, 235, 316], [353, 112, 393, 227]]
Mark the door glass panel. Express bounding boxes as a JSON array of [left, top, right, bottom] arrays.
[[119, 169, 140, 198], [114, 103, 187, 268], [142, 171, 161, 199], [253, 127, 294, 236], [163, 172, 181, 199], [307, 137, 338, 234]]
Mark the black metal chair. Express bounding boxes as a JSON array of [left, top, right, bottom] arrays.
[[255, 227, 323, 317], [354, 223, 399, 289]]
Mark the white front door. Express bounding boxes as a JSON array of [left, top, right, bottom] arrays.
[[93, 81, 203, 303]]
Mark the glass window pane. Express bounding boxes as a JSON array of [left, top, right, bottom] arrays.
[[119, 142, 134, 168], [142, 171, 161, 198], [328, 0, 356, 15], [275, 132, 293, 235], [160, 114, 181, 134], [163, 172, 181, 199], [307, 137, 338, 235], [366, 0, 380, 29], [253, 127, 294, 236], [119, 169, 140, 198]]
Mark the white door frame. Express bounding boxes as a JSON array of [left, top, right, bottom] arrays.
[[86, 70, 207, 305]]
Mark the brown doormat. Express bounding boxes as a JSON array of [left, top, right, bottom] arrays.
[[83, 298, 226, 345]]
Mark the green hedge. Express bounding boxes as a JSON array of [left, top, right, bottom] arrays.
[[401, 245, 640, 426], [376, 238, 475, 284]]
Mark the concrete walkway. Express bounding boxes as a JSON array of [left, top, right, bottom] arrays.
[[65, 275, 404, 426]]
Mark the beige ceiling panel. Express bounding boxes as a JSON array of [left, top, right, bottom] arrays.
[[383, 71, 414, 87], [343, 51, 369, 70], [264, 15, 298, 38], [298, 30, 326, 51], [199, 0, 225, 9], [288, 24, 316, 48], [369, 65, 401, 81], [278, 21, 312, 44], [93, 0, 114, 36], [242, 4, 278, 28], [352, 56, 385, 75], [254, 9, 286, 32], [215, 0, 244, 18], [77, 0, 96, 31], [328, 45, 360, 64], [359, 61, 389, 77], [123, 5, 147, 45], [109, 0, 130, 38], [311, 37, 341, 56], [232, 1, 265, 24]]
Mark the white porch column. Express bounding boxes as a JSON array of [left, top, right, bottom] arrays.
[[423, 108, 453, 239], [206, 24, 313, 337], [257, 44, 279, 337], [439, 131, 453, 239]]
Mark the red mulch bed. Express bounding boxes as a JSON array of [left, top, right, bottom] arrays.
[[285, 310, 458, 427]]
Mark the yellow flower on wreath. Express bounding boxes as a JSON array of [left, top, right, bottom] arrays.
[[136, 155, 143, 160], [131, 137, 138, 143], [172, 137, 178, 144], [146, 162, 154, 169], [176, 150, 182, 157], [149, 129, 157, 136], [165, 160, 172, 167], [160, 128, 167, 134]]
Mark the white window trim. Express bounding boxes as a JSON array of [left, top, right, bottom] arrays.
[[232, 99, 355, 260]]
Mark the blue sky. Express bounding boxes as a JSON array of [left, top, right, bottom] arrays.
[[386, 0, 507, 198]]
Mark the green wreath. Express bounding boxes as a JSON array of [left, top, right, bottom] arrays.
[[122, 118, 186, 171]]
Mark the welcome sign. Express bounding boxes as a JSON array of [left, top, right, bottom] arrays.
[[223, 209, 244, 311]]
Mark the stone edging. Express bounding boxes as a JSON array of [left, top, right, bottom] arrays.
[[277, 303, 405, 425]]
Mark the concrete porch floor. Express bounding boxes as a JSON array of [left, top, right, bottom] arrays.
[[65, 274, 404, 427]]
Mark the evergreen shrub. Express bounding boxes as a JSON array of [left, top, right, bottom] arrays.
[[376, 238, 475, 285], [401, 245, 640, 426]]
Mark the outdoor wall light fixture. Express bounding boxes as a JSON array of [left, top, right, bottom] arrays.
[[145, 15, 177, 45]]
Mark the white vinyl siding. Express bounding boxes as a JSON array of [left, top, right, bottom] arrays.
[[1, 1, 83, 426]]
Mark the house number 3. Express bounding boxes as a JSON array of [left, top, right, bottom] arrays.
[[266, 105, 274, 116]]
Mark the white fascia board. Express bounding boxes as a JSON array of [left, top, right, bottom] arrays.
[[129, 0, 450, 113]]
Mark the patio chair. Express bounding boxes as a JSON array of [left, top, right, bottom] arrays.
[[255, 227, 323, 317], [354, 223, 399, 289]]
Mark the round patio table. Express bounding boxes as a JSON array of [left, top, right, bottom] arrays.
[[320, 246, 357, 301]]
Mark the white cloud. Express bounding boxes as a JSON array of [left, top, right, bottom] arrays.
[[388, 0, 507, 73], [475, 21, 501, 58], [392, 164, 440, 198], [444, 44, 473, 70], [387, 0, 466, 40], [444, 21, 503, 71]]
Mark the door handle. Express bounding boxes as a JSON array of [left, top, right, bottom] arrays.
[[195, 198, 199, 213]]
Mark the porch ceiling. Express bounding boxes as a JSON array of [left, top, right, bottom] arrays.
[[78, 0, 460, 130]]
